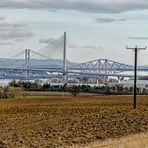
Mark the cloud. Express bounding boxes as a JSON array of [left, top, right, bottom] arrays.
[[0, 0, 148, 13], [0, 16, 33, 40], [69, 45, 104, 50], [15, 38, 25, 42], [128, 37, 148, 40], [96, 18, 126, 23], [39, 38, 55, 44], [0, 31, 33, 39], [0, 42, 14, 45], [0, 16, 24, 28]]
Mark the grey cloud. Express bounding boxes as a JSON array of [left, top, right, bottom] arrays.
[[69, 45, 104, 50], [0, 16, 33, 40], [96, 18, 126, 23], [0, 17, 6, 20], [0, 16, 25, 28], [0, 31, 33, 39], [0, 42, 14, 45], [39, 38, 55, 44], [0, 0, 148, 13], [15, 38, 25, 42], [128, 37, 148, 40]]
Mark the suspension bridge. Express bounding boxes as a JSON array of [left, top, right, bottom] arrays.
[[0, 32, 148, 82]]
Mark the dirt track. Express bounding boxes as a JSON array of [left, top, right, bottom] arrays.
[[0, 95, 148, 147]]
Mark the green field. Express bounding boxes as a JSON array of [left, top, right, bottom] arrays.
[[0, 93, 148, 147]]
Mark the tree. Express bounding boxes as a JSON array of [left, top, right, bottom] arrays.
[[81, 85, 91, 93], [69, 85, 80, 97], [129, 87, 134, 93], [124, 87, 129, 92], [116, 85, 124, 92], [43, 83, 51, 91], [63, 83, 67, 92]]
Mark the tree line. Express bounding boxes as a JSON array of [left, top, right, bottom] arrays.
[[7, 80, 148, 96]]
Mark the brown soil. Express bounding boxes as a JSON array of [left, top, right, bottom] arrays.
[[87, 132, 148, 148], [0, 95, 148, 147]]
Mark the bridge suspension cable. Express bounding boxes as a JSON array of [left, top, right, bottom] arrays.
[[38, 34, 65, 59], [11, 50, 26, 59]]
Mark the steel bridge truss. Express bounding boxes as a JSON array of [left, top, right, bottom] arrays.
[[70, 59, 134, 75]]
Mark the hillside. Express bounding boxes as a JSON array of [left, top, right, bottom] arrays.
[[0, 58, 77, 69]]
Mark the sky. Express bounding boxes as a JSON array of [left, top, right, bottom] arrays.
[[0, 0, 148, 65]]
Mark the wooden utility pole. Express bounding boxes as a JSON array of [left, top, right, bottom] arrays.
[[126, 46, 146, 109]]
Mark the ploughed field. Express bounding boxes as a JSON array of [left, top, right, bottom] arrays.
[[0, 93, 148, 147]]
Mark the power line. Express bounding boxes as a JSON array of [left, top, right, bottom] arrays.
[[126, 45, 146, 109]]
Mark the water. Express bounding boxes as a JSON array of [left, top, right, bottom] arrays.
[[1, 70, 148, 87]]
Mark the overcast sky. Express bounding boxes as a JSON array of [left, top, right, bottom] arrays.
[[0, 0, 148, 65]]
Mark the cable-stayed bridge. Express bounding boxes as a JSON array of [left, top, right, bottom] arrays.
[[0, 49, 148, 80], [0, 32, 148, 81]]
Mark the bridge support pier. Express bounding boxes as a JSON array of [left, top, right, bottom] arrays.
[[117, 76, 120, 83], [103, 76, 108, 84], [96, 78, 99, 85], [25, 49, 30, 80]]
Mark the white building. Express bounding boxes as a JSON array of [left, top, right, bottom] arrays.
[[120, 79, 148, 91]]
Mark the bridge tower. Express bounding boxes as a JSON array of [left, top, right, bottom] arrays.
[[103, 59, 108, 83], [63, 32, 67, 84], [25, 49, 30, 80]]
